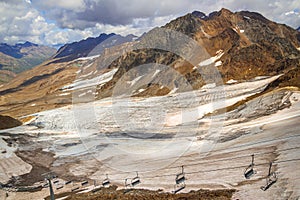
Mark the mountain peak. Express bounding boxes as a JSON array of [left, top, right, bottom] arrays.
[[21, 41, 38, 47], [52, 33, 136, 63], [220, 8, 233, 15], [191, 11, 207, 19]]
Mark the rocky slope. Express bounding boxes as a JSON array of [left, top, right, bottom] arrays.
[[0, 115, 22, 130], [0, 42, 56, 83], [52, 33, 136, 63]]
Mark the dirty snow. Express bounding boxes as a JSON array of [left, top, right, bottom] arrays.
[[75, 55, 100, 61], [151, 69, 160, 78], [61, 68, 118, 91], [226, 79, 238, 84], [169, 87, 178, 94], [0, 75, 299, 199], [200, 26, 211, 38], [58, 93, 70, 96], [198, 50, 224, 66], [215, 61, 222, 67]]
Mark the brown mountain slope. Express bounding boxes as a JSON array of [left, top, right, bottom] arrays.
[[0, 115, 22, 130], [0, 8, 299, 118]]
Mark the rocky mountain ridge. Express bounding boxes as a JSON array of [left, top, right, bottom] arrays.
[[0, 8, 299, 118], [0, 41, 56, 83], [52, 33, 137, 63]]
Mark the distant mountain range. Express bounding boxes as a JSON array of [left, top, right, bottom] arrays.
[[0, 8, 299, 118], [52, 33, 137, 63], [0, 41, 56, 83]]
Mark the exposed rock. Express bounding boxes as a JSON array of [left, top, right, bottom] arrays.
[[0, 115, 22, 130]]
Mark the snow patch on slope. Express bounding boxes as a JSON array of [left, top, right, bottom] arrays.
[[198, 50, 224, 67], [62, 68, 118, 91], [75, 55, 100, 61]]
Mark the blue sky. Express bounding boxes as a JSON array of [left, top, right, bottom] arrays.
[[0, 0, 299, 46]]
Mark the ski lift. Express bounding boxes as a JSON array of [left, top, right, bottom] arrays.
[[131, 171, 141, 187], [261, 162, 277, 191], [56, 185, 63, 190], [65, 180, 72, 185], [172, 166, 186, 194], [172, 182, 186, 194], [71, 186, 79, 192], [244, 154, 255, 179], [41, 172, 56, 200], [81, 180, 88, 186], [102, 174, 110, 187], [124, 178, 131, 189], [123, 178, 132, 194], [175, 166, 185, 184]]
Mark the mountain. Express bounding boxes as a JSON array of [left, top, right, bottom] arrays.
[[0, 9, 300, 199], [0, 8, 299, 118], [0, 42, 56, 83], [51, 33, 137, 63], [95, 8, 300, 98], [297, 26, 300, 31]]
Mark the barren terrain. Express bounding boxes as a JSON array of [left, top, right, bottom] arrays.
[[0, 75, 299, 199]]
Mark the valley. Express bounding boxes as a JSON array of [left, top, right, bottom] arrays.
[[0, 7, 299, 200]]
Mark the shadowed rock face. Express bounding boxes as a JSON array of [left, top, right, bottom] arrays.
[[0, 115, 22, 130]]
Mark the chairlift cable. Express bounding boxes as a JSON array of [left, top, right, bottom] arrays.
[[140, 133, 300, 165], [100, 145, 300, 177]]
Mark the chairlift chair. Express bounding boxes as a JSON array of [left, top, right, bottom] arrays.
[[123, 178, 132, 194], [244, 154, 255, 179], [102, 174, 110, 187], [71, 186, 80, 192], [42, 183, 49, 188], [56, 185, 63, 190], [81, 180, 88, 186], [65, 180, 72, 185], [131, 171, 141, 187], [124, 178, 131, 189], [172, 182, 186, 194], [261, 162, 277, 191], [175, 166, 185, 184]]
